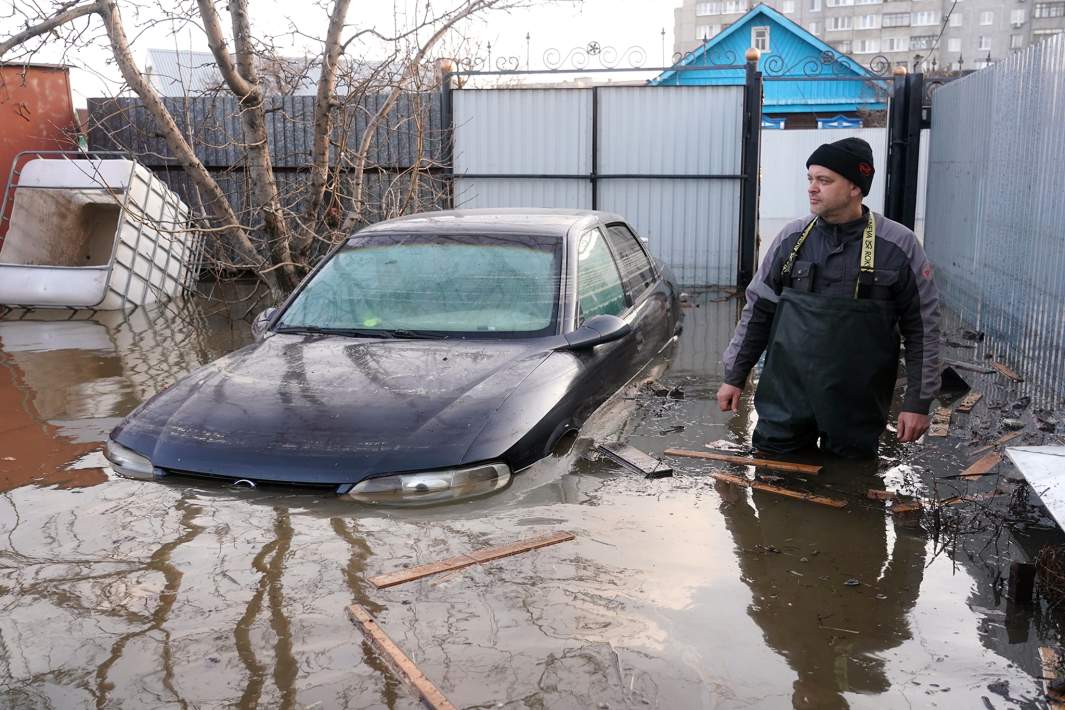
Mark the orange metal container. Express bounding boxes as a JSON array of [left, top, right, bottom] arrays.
[[0, 64, 80, 244]]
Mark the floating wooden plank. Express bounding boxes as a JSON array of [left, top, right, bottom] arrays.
[[969, 431, 1023, 457], [665, 448, 822, 475], [347, 604, 457, 710], [960, 452, 1003, 480], [992, 361, 1025, 382], [369, 531, 575, 589], [867, 489, 898, 502], [943, 358, 995, 374], [955, 391, 983, 413], [928, 407, 953, 437], [1040, 646, 1065, 710], [891, 500, 923, 515], [598, 442, 673, 478], [710, 471, 846, 508]]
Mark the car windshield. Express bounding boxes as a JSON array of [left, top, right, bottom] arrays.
[[279, 233, 562, 338]]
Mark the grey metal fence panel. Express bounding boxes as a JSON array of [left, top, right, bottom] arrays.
[[925, 34, 1065, 402], [597, 86, 744, 176], [452, 85, 745, 287], [599, 178, 741, 286], [454, 179, 591, 209], [453, 89, 592, 175]]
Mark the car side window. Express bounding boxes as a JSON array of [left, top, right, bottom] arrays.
[[604, 224, 656, 300], [577, 228, 626, 322]]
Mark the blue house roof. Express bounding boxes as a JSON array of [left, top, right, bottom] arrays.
[[652, 3, 888, 114]]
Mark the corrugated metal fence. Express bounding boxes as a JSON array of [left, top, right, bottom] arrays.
[[86, 93, 446, 248], [452, 86, 746, 286], [924, 35, 1065, 402]]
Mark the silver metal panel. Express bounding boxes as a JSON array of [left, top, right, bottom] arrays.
[[453, 179, 591, 210], [925, 34, 1065, 402], [597, 86, 744, 176], [451, 85, 744, 286], [453, 89, 592, 175], [598, 179, 740, 287]]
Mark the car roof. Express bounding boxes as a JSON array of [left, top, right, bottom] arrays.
[[357, 208, 627, 239]]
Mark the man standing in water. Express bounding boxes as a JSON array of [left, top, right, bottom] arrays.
[[717, 137, 942, 458]]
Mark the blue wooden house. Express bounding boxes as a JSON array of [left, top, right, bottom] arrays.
[[652, 3, 888, 127]]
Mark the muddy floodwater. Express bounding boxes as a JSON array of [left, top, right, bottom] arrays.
[[2, 292, 1063, 709]]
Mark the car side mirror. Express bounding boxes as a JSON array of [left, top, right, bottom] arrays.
[[251, 307, 278, 341], [561, 314, 631, 350]]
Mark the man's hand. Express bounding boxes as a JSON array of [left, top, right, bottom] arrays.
[[897, 412, 930, 443], [716, 383, 742, 413]]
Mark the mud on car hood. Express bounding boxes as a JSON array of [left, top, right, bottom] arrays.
[[112, 334, 552, 485]]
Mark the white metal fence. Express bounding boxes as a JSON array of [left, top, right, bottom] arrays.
[[757, 127, 929, 265]]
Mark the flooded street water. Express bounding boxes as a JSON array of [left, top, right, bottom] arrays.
[[1, 292, 1062, 709]]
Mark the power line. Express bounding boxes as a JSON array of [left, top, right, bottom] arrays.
[[924, 0, 960, 66]]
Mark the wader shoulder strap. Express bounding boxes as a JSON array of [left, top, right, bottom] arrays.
[[854, 213, 876, 299], [780, 218, 818, 279]]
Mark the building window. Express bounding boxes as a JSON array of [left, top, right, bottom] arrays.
[[752, 26, 771, 51], [1034, 3, 1065, 18], [1011, 9, 1026, 26], [949, 12, 962, 27], [884, 36, 909, 52], [854, 38, 879, 53], [783, 0, 796, 12], [910, 34, 936, 49], [826, 0, 854, 6], [696, 24, 719, 40], [979, 11, 994, 25], [856, 14, 880, 29], [883, 13, 910, 27], [808, 20, 821, 34], [1033, 29, 1064, 41], [948, 37, 962, 52], [911, 11, 939, 26], [809, 0, 822, 11], [827, 16, 853, 30], [696, 2, 718, 15], [722, 0, 748, 13], [855, 0, 882, 4], [978, 35, 991, 51], [832, 39, 852, 53], [1010, 34, 1024, 49]]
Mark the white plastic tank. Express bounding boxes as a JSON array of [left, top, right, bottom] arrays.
[[0, 155, 201, 309]]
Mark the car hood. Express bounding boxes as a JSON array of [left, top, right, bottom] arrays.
[[113, 334, 553, 485]]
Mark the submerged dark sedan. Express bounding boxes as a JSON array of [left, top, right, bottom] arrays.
[[106, 209, 683, 504]]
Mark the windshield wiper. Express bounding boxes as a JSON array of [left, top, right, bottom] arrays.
[[384, 329, 448, 340], [273, 325, 394, 338]]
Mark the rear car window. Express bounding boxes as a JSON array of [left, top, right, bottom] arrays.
[[280, 233, 562, 337], [604, 224, 656, 300], [577, 228, 626, 321]]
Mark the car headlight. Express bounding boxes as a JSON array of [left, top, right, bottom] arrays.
[[104, 439, 157, 480], [345, 463, 511, 506]]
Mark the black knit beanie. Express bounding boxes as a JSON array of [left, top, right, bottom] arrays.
[[806, 137, 875, 196]]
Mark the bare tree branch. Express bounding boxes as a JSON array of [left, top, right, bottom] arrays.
[[0, 0, 101, 57], [294, 0, 351, 255], [95, 0, 280, 293], [195, 0, 253, 97]]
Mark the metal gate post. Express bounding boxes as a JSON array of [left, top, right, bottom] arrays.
[[737, 49, 763, 291], [442, 74, 455, 209], [885, 70, 922, 229]]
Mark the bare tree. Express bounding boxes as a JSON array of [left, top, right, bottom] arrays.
[[1, 0, 546, 296]]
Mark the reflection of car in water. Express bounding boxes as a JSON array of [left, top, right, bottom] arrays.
[[107, 210, 683, 504]]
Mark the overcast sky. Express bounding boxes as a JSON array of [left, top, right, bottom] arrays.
[[2, 0, 680, 106]]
